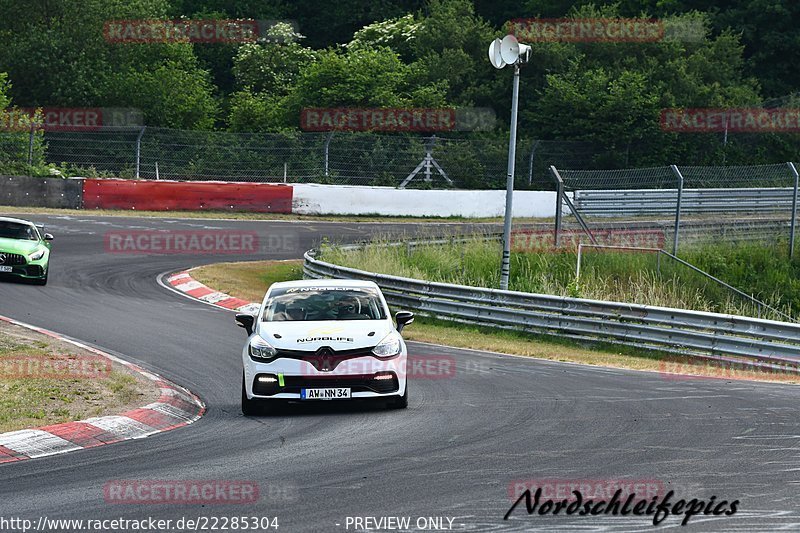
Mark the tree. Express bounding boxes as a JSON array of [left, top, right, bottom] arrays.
[[0, 0, 219, 129]]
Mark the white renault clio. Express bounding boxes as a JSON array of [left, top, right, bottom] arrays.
[[236, 279, 414, 414]]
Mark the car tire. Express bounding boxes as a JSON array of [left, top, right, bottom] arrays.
[[32, 272, 48, 286], [387, 386, 408, 409], [241, 373, 261, 416]]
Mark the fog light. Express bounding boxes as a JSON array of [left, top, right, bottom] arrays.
[[258, 375, 278, 383], [374, 372, 394, 381]]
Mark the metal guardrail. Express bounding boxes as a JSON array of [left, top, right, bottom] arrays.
[[304, 249, 800, 372], [573, 188, 796, 216]]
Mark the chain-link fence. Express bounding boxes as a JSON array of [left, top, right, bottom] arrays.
[[550, 162, 800, 256], [0, 126, 643, 189]]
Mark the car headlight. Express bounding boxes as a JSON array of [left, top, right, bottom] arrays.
[[372, 332, 402, 359], [249, 336, 277, 361], [28, 248, 46, 261]]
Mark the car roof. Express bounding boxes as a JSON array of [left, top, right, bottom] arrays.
[[268, 279, 379, 290], [0, 216, 37, 226]]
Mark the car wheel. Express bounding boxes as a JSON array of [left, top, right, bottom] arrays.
[[387, 386, 408, 409], [241, 373, 261, 416], [32, 271, 48, 286]]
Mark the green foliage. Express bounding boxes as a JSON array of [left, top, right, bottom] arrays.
[[0, 0, 798, 172], [347, 14, 421, 59]]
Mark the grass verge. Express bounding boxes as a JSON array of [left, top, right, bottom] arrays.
[[190, 259, 797, 384], [321, 237, 799, 321], [0, 320, 160, 433]]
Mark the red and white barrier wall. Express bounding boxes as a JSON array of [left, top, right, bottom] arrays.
[[73, 178, 560, 218]]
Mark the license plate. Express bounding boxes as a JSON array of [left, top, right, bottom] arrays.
[[0, 266, 12, 273], [301, 388, 351, 400]]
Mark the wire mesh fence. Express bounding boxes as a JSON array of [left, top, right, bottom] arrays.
[[0, 126, 641, 189], [551, 162, 800, 255]]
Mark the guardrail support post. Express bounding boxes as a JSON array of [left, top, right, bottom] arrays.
[[670, 164, 685, 255], [135, 126, 146, 179], [788, 162, 799, 259]]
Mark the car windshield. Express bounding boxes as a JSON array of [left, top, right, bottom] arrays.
[[262, 286, 387, 322], [0, 221, 38, 241]]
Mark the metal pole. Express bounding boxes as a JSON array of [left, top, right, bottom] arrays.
[[500, 64, 520, 291], [27, 122, 35, 166], [670, 164, 684, 255], [788, 162, 799, 259], [324, 131, 333, 177], [527, 140, 540, 187], [553, 169, 563, 247], [135, 126, 146, 179]]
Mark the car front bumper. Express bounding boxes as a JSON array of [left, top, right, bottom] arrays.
[[243, 354, 408, 400]]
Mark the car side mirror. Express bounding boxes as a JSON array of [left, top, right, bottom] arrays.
[[235, 314, 255, 336], [395, 311, 414, 333], [43, 233, 54, 241]]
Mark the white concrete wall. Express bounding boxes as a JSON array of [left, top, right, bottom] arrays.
[[292, 183, 562, 218]]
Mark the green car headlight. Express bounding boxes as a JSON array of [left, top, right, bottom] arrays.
[[28, 248, 46, 261]]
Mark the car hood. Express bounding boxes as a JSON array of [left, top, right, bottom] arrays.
[[0, 237, 41, 255], [256, 320, 395, 351]]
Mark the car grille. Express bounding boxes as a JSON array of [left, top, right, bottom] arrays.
[[272, 346, 381, 372], [0, 253, 25, 266], [252, 373, 399, 396]]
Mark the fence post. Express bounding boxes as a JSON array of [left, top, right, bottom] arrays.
[[324, 131, 333, 177], [788, 162, 799, 259], [27, 122, 35, 166], [527, 140, 540, 187], [670, 164, 685, 255], [550, 165, 563, 247], [135, 126, 146, 179]]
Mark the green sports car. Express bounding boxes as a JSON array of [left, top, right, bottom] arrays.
[[0, 217, 53, 285]]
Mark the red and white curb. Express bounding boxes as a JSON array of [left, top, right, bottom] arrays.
[[162, 270, 260, 314], [0, 315, 205, 464]]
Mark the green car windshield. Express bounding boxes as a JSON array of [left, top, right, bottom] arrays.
[[0, 221, 39, 241]]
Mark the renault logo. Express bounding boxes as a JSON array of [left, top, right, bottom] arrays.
[[316, 347, 334, 372]]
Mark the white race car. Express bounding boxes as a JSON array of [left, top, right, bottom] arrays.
[[236, 279, 414, 414]]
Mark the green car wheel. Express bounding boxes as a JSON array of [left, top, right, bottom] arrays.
[[0, 217, 53, 286]]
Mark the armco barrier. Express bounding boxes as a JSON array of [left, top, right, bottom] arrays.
[[82, 178, 293, 213], [303, 249, 800, 371], [573, 187, 795, 216]]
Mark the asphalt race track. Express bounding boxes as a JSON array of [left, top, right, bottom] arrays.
[[0, 213, 798, 532]]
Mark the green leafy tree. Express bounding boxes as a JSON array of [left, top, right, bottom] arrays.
[[0, 0, 218, 129]]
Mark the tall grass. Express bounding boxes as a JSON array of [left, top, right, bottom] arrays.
[[321, 236, 798, 321]]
